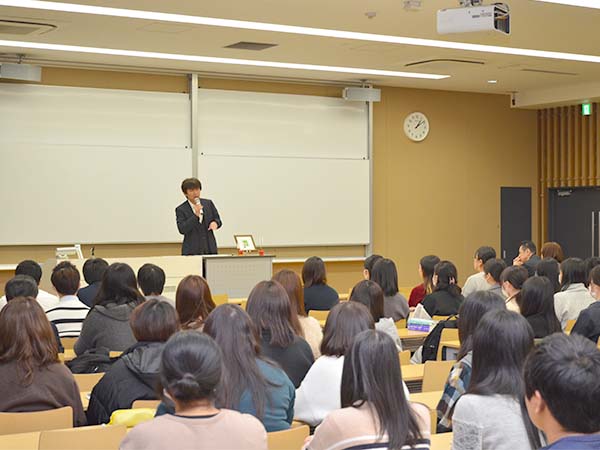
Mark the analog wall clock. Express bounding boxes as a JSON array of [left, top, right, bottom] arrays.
[[403, 112, 429, 142]]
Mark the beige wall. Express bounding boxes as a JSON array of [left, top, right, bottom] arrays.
[[1, 67, 539, 293]]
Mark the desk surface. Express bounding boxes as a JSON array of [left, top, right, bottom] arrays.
[[410, 390, 443, 410], [398, 329, 430, 339], [60, 349, 122, 362], [430, 432, 452, 450], [0, 431, 40, 449], [401, 364, 424, 382]]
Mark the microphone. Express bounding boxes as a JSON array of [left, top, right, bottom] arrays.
[[193, 198, 201, 206]]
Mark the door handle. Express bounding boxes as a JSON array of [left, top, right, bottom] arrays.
[[593, 212, 597, 258]]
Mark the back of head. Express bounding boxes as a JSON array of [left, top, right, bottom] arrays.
[[321, 302, 374, 357], [272, 269, 306, 317], [247, 280, 296, 347], [524, 333, 600, 434], [175, 275, 216, 329], [519, 276, 561, 333], [302, 256, 327, 288], [349, 280, 384, 322], [137, 264, 166, 296], [433, 260, 462, 298], [536, 258, 561, 293], [520, 240, 537, 255], [160, 331, 221, 405], [82, 258, 108, 285], [475, 246, 496, 264], [559, 257, 586, 290], [420, 255, 440, 294], [363, 254, 383, 279], [457, 291, 506, 359], [94, 262, 144, 307], [500, 265, 529, 290], [590, 265, 600, 288], [130, 299, 179, 343], [15, 260, 42, 285], [540, 242, 564, 263], [483, 258, 507, 284], [370, 258, 399, 297], [0, 297, 59, 384], [5, 275, 38, 301], [341, 330, 422, 449], [51, 261, 80, 296], [584, 257, 600, 286]]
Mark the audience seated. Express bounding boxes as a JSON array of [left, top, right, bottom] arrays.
[[362, 254, 383, 280], [175, 275, 216, 330], [584, 256, 600, 287], [519, 276, 562, 339], [421, 261, 464, 317], [536, 257, 561, 293], [4, 275, 63, 353], [524, 333, 600, 450], [371, 258, 409, 321], [77, 258, 108, 307], [121, 331, 268, 450], [452, 310, 540, 450], [0, 260, 58, 311], [500, 266, 528, 313], [572, 265, 600, 344], [514, 240, 541, 277], [272, 270, 322, 359], [295, 302, 378, 427], [75, 263, 144, 355], [483, 258, 507, 299], [302, 257, 339, 313], [554, 258, 594, 331], [409, 255, 440, 308], [349, 280, 403, 350], [137, 263, 174, 305], [462, 246, 496, 298], [247, 281, 314, 387], [46, 262, 89, 338], [540, 242, 564, 263], [0, 297, 86, 426], [87, 299, 179, 425], [306, 330, 430, 450], [437, 291, 506, 431]]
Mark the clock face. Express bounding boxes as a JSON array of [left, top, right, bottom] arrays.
[[404, 112, 430, 142]]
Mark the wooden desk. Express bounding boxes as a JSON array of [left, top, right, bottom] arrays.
[[430, 432, 452, 450], [0, 431, 40, 449], [81, 392, 90, 411], [60, 350, 122, 362], [410, 390, 443, 411], [401, 364, 424, 393], [397, 329, 429, 352]]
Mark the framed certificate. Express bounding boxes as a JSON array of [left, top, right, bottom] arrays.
[[234, 235, 256, 252]]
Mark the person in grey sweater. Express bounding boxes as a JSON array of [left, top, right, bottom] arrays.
[[75, 263, 145, 355], [370, 258, 409, 321]]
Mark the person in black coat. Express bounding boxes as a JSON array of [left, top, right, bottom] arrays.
[[86, 300, 179, 424], [422, 260, 464, 317], [519, 276, 561, 339], [302, 256, 339, 313], [77, 258, 108, 307], [175, 178, 222, 255]]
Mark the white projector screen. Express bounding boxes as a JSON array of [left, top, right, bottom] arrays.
[[197, 89, 370, 247]]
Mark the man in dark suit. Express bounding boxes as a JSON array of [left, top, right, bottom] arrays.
[[175, 178, 222, 255], [513, 240, 541, 277]]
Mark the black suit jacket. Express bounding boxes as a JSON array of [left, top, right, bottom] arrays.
[[175, 198, 222, 255]]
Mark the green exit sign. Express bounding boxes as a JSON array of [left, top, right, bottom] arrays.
[[582, 103, 592, 116]]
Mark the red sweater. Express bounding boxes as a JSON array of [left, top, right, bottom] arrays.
[[409, 284, 426, 308]]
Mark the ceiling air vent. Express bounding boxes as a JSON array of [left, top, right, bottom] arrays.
[[0, 20, 56, 36], [224, 41, 277, 51], [521, 68, 577, 76], [405, 58, 485, 67]]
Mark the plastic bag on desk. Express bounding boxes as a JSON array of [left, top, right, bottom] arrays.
[[407, 304, 434, 331], [412, 304, 432, 321]]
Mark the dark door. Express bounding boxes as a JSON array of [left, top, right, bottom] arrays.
[[548, 187, 600, 259], [501, 187, 532, 265]]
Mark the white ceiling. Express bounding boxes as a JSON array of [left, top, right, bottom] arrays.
[[1, 0, 599, 106]]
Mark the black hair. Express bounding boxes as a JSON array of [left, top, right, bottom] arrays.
[[590, 265, 600, 286], [5, 275, 39, 301], [457, 291, 506, 360], [474, 246, 496, 264], [302, 256, 327, 288], [584, 256, 600, 286], [536, 258, 561, 293], [420, 255, 440, 295], [160, 331, 222, 404], [559, 257, 586, 291], [321, 302, 374, 357], [363, 254, 383, 278], [51, 261, 80, 296], [483, 258, 507, 283], [433, 260, 462, 299], [349, 280, 384, 322], [468, 309, 540, 449], [520, 240, 537, 254], [500, 265, 528, 289], [524, 333, 600, 434], [370, 258, 399, 297], [15, 260, 42, 285], [181, 177, 202, 193], [341, 330, 424, 449], [82, 258, 108, 285], [93, 263, 145, 307], [137, 263, 166, 296], [519, 276, 562, 336]]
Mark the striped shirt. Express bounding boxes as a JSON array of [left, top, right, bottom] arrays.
[[46, 295, 90, 338]]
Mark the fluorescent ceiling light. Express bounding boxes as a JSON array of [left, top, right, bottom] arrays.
[[0, 40, 449, 79], [1, 0, 600, 64], [535, 0, 600, 9]]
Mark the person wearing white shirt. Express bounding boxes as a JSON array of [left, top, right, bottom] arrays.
[[462, 246, 497, 298], [554, 258, 595, 330], [0, 259, 58, 311]]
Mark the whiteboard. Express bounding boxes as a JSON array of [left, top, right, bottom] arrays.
[[0, 84, 191, 245]]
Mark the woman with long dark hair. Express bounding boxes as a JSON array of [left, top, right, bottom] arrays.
[[246, 280, 314, 387], [535, 258, 561, 293], [421, 261, 464, 317], [175, 275, 216, 330], [452, 310, 541, 450], [500, 265, 528, 313], [554, 258, 594, 330], [409, 255, 441, 308], [308, 330, 430, 449], [519, 276, 562, 339], [75, 263, 145, 354], [302, 257, 339, 313], [371, 258, 409, 321], [121, 331, 267, 450], [437, 291, 506, 430]]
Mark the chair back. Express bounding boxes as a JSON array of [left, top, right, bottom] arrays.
[[422, 360, 455, 392], [131, 400, 160, 409], [0, 431, 40, 449], [61, 338, 78, 350], [432, 315, 451, 322], [267, 425, 309, 450], [38, 424, 127, 450], [212, 294, 229, 306], [565, 319, 576, 332], [73, 373, 104, 392], [437, 328, 460, 360], [395, 319, 407, 329], [399, 350, 411, 366], [0, 407, 72, 435], [308, 310, 329, 321]]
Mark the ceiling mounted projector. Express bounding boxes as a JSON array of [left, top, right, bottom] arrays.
[[437, 3, 510, 35], [343, 87, 381, 102]]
